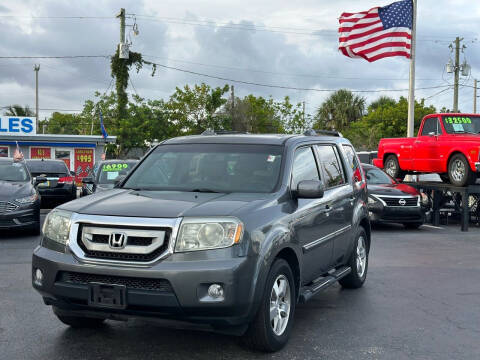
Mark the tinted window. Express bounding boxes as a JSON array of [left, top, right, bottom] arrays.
[[26, 161, 68, 174], [291, 147, 319, 190], [124, 144, 283, 193], [0, 162, 29, 181], [343, 144, 363, 183], [316, 145, 345, 188], [421, 117, 441, 136], [365, 167, 395, 185]]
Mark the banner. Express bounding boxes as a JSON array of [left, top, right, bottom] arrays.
[[30, 147, 51, 159], [74, 148, 94, 184], [0, 116, 36, 135]]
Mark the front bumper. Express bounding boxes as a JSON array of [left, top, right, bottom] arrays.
[[0, 204, 40, 229], [32, 246, 255, 327], [369, 204, 426, 224]]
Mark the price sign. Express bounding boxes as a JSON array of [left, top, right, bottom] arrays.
[[30, 147, 51, 159], [74, 148, 94, 185]]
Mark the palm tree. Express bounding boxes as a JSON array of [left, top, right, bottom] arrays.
[[368, 96, 396, 112], [3, 104, 35, 117], [314, 89, 365, 131]]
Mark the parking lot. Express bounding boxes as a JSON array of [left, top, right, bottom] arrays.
[[1, 212, 479, 360]]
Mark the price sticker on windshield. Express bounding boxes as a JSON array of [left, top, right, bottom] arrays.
[[445, 116, 471, 124], [102, 163, 129, 172]]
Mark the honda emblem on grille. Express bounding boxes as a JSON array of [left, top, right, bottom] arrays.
[[398, 198, 406, 206], [108, 232, 127, 249]]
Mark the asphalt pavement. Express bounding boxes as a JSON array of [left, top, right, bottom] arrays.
[[1, 214, 479, 360]]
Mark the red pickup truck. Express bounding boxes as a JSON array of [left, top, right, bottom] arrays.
[[373, 113, 480, 187]]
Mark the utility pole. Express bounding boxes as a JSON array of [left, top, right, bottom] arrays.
[[474, 79, 477, 114], [453, 37, 463, 112], [34, 64, 40, 131], [118, 8, 125, 44], [302, 101, 306, 124]]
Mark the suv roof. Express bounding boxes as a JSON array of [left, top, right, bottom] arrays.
[[163, 133, 347, 146]]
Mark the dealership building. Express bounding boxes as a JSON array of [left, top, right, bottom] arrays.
[[0, 116, 116, 180]]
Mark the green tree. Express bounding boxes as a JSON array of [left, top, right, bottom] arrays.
[[3, 104, 35, 116], [343, 96, 436, 150], [313, 89, 366, 131], [41, 112, 82, 135]]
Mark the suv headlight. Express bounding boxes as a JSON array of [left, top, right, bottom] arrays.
[[175, 217, 243, 252], [15, 193, 38, 204], [42, 210, 72, 246]]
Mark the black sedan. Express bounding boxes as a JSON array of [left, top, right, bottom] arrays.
[[81, 159, 138, 196], [363, 163, 429, 229], [0, 158, 44, 234], [26, 159, 76, 207]]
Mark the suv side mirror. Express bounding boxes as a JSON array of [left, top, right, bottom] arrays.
[[114, 175, 126, 188], [82, 176, 94, 184], [297, 180, 325, 199], [34, 176, 47, 186]]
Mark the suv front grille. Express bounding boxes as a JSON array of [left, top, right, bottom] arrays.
[[380, 196, 418, 207], [58, 271, 173, 292], [77, 224, 171, 262], [0, 201, 18, 214]]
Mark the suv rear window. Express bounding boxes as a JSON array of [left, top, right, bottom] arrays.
[[26, 161, 69, 176], [124, 144, 283, 193]]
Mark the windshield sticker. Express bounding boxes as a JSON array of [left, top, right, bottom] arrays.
[[267, 155, 276, 162], [444, 116, 471, 124], [106, 171, 120, 180], [102, 163, 129, 172], [452, 124, 465, 132]]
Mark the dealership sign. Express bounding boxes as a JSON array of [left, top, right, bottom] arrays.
[[0, 117, 36, 135]]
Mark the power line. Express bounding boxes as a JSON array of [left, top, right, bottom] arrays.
[[145, 60, 451, 93], [0, 55, 109, 59]]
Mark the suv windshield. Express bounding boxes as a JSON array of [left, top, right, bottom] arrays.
[[124, 144, 283, 193], [442, 116, 480, 134], [365, 167, 395, 185], [0, 162, 30, 181], [98, 161, 137, 184]]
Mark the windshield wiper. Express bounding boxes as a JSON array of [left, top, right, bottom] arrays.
[[189, 188, 221, 193]]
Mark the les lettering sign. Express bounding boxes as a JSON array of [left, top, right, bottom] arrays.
[[0, 117, 36, 135]]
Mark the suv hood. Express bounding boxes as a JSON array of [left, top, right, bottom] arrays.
[[0, 180, 33, 201], [59, 189, 269, 218]]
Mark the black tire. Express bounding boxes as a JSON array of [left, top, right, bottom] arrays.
[[384, 155, 404, 180], [54, 309, 105, 328], [448, 153, 476, 187], [403, 222, 423, 229], [339, 227, 368, 289], [243, 259, 296, 352]]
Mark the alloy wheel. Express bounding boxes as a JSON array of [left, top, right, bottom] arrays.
[[385, 159, 397, 177], [269, 274, 291, 336], [451, 159, 466, 183], [356, 236, 367, 278]]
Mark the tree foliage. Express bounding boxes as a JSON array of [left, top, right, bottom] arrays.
[[3, 104, 35, 117]]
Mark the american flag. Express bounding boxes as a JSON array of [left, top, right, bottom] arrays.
[[339, 0, 413, 62]]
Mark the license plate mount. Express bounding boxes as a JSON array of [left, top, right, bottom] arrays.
[[88, 283, 127, 309]]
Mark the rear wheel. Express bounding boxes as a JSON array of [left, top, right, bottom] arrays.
[[448, 154, 476, 187], [339, 227, 368, 289], [243, 259, 295, 352], [384, 155, 404, 180]]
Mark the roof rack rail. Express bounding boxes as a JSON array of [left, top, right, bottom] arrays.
[[201, 129, 249, 135], [303, 129, 342, 137]]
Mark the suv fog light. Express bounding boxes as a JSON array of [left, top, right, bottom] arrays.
[[33, 268, 43, 287], [208, 284, 224, 299]]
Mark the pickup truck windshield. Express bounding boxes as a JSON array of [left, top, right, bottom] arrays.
[[124, 144, 283, 193], [442, 116, 480, 134]]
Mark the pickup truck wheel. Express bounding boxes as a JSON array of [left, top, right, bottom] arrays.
[[384, 155, 403, 180], [54, 308, 105, 328], [339, 227, 368, 289], [448, 154, 475, 187], [243, 258, 295, 352]]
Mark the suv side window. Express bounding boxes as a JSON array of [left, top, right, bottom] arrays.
[[316, 145, 345, 188], [421, 117, 441, 136], [291, 147, 319, 190], [342, 144, 363, 183]]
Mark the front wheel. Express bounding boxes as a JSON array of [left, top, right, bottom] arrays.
[[448, 154, 476, 187], [339, 227, 368, 289], [243, 259, 295, 352], [384, 155, 404, 180]]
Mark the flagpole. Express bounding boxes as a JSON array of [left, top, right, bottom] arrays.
[[407, 0, 417, 138]]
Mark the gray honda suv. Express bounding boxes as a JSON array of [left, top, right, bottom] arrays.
[[32, 131, 370, 352]]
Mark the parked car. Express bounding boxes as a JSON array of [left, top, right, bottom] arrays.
[[26, 159, 76, 206], [363, 163, 429, 229], [32, 131, 371, 352], [373, 113, 480, 186], [0, 158, 44, 234], [80, 159, 138, 197]]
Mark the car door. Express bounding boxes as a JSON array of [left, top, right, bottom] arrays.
[[315, 144, 354, 267], [290, 146, 333, 283], [414, 117, 442, 172]]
